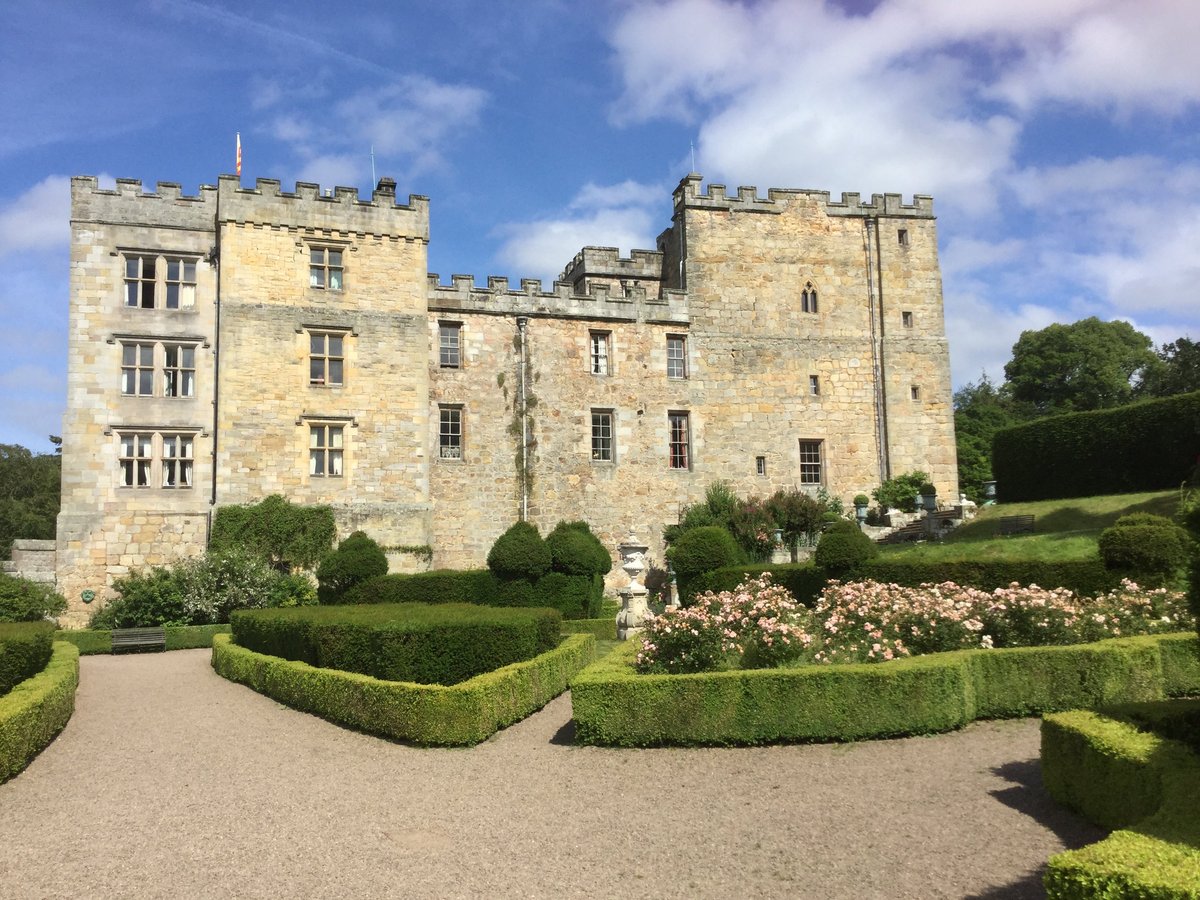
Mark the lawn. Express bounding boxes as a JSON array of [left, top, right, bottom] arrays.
[[879, 489, 1181, 565]]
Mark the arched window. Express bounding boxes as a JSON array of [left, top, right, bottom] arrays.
[[801, 282, 819, 314]]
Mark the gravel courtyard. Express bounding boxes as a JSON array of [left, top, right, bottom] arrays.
[[0, 649, 1103, 899]]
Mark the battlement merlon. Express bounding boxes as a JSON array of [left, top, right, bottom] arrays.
[[71, 175, 218, 233], [216, 176, 429, 240], [558, 246, 665, 286], [427, 273, 689, 325], [672, 173, 935, 218]]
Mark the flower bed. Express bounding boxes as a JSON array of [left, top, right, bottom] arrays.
[[1041, 706, 1200, 898], [571, 632, 1200, 747]]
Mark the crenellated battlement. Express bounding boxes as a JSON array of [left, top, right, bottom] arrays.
[[558, 246, 664, 285], [427, 272, 688, 324], [217, 175, 429, 240], [673, 173, 935, 218], [71, 175, 218, 232]]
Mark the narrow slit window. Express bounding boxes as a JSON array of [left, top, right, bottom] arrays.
[[911, 385, 921, 401], [756, 456, 766, 477], [801, 282, 818, 314], [902, 311, 914, 328], [898, 228, 910, 247], [809, 375, 821, 396]]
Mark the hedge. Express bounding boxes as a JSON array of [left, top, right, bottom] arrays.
[[0, 641, 78, 783], [231, 604, 561, 687], [569, 632, 1200, 747], [992, 391, 1200, 502], [345, 569, 603, 619], [0, 622, 54, 697], [561, 617, 616, 641], [1041, 706, 1200, 898], [684, 559, 1117, 607], [53, 624, 232, 655], [212, 631, 594, 746]]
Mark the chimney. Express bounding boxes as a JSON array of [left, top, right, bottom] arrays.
[[375, 177, 396, 197]]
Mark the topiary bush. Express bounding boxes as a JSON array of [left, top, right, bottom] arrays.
[[667, 525, 741, 603], [546, 521, 611, 576], [317, 531, 389, 604], [1098, 516, 1191, 587], [814, 519, 878, 577], [486, 521, 551, 582], [0, 572, 67, 623]]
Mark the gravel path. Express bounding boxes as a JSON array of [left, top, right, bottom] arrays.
[[0, 649, 1103, 899]]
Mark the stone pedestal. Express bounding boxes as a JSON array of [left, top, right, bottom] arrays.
[[616, 530, 651, 640]]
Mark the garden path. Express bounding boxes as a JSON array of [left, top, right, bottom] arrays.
[[0, 649, 1103, 899]]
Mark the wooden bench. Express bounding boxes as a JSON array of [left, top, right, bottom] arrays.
[[111, 626, 166, 654], [997, 514, 1035, 536]]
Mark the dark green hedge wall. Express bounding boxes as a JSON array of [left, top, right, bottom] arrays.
[[857, 558, 1118, 596], [0, 622, 54, 697], [992, 391, 1200, 502], [231, 603, 561, 686], [344, 569, 602, 619]]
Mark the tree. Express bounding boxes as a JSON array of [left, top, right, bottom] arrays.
[[0, 444, 61, 560], [953, 375, 1031, 502], [1136, 337, 1200, 399], [1003, 317, 1156, 415]]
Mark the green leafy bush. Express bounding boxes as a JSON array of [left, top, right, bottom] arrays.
[[546, 521, 611, 576], [317, 531, 388, 604], [487, 522, 551, 581], [0, 621, 53, 696], [872, 471, 930, 513], [1099, 518, 1190, 587], [993, 391, 1200, 501], [209, 494, 335, 570], [91, 567, 187, 628], [814, 520, 878, 576], [0, 572, 67, 623]]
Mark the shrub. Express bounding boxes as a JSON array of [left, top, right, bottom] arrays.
[[344, 568, 601, 619], [178, 547, 298, 623], [689, 563, 828, 608], [1099, 520, 1190, 587], [91, 567, 187, 628], [546, 521, 611, 576], [814, 519, 878, 577], [0, 621, 53, 696], [486, 521, 551, 582], [872, 471, 930, 513], [860, 557, 1117, 596], [0, 641, 78, 783], [667, 525, 741, 602], [764, 489, 826, 558], [0, 572, 67, 623], [993, 391, 1200, 501], [316, 531, 388, 604]]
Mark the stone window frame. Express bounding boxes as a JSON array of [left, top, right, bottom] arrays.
[[798, 439, 824, 486], [668, 410, 691, 470], [809, 375, 821, 396], [756, 455, 767, 477], [801, 281, 819, 315], [120, 251, 201, 311], [114, 428, 201, 489], [117, 338, 201, 399], [308, 329, 347, 387], [898, 228, 910, 247], [666, 334, 688, 379], [162, 343, 197, 398], [911, 385, 922, 402], [591, 409, 615, 462], [902, 310, 914, 328], [307, 421, 345, 478], [120, 341, 155, 397], [589, 330, 612, 376], [438, 404, 464, 460], [308, 244, 345, 292], [439, 321, 462, 369]]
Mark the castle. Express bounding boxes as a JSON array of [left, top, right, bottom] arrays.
[[55, 172, 957, 625]]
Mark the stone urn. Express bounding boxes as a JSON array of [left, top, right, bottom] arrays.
[[616, 530, 651, 640]]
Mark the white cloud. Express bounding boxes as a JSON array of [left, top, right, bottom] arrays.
[[945, 292, 1060, 387], [0, 176, 70, 256], [492, 181, 662, 284]]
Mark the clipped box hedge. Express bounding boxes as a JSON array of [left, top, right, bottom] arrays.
[[1041, 705, 1200, 898], [993, 391, 1200, 502], [54, 624, 232, 655], [212, 631, 594, 745], [345, 569, 603, 619], [560, 617, 616, 641], [0, 621, 54, 697], [231, 603, 561, 686], [0, 641, 79, 783], [857, 558, 1118, 597], [569, 633, 1200, 747], [687, 563, 827, 607]]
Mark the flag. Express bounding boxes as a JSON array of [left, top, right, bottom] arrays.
[[236, 132, 242, 177]]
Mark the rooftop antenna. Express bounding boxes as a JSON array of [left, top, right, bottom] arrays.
[[370, 146, 376, 187], [690, 140, 697, 174]]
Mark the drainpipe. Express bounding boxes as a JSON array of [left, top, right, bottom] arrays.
[[516, 316, 529, 522], [863, 218, 889, 483], [873, 213, 891, 480], [208, 198, 222, 520]]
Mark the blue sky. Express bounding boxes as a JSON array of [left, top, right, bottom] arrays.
[[2, 0, 1198, 452]]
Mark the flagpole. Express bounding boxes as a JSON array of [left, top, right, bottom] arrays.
[[236, 132, 242, 179]]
